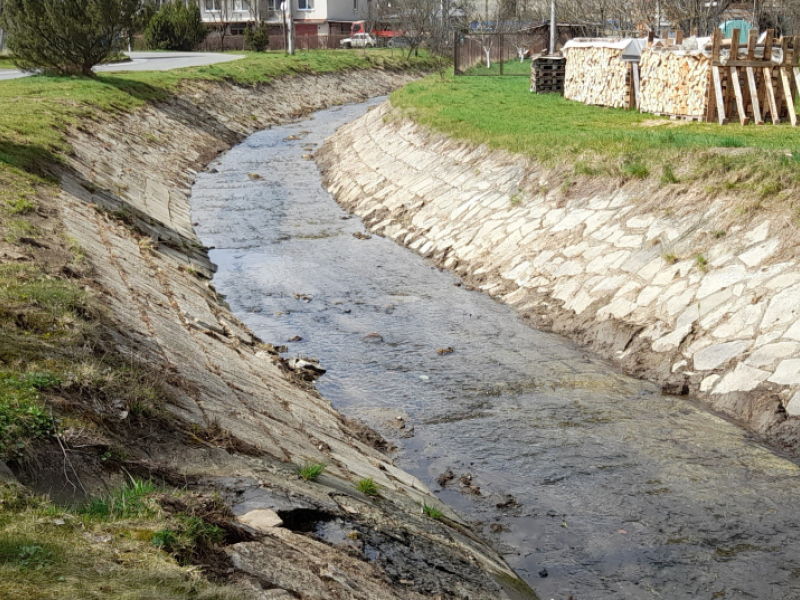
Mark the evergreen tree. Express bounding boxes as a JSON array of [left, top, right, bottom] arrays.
[[143, 1, 207, 51], [2, 0, 139, 76]]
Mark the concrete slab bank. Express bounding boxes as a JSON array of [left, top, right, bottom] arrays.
[[47, 73, 532, 599], [318, 102, 800, 453]]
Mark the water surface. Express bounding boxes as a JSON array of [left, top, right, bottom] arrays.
[[191, 98, 800, 600]]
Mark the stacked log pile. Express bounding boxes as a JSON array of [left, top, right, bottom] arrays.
[[638, 48, 710, 118], [564, 46, 631, 108]]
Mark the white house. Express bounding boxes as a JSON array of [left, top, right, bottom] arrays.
[[198, 0, 364, 38]]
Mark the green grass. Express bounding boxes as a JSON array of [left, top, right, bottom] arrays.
[[297, 462, 325, 481], [0, 483, 239, 600], [0, 58, 18, 70], [78, 480, 159, 520], [0, 50, 444, 173], [463, 58, 531, 76], [0, 373, 58, 461], [422, 502, 443, 519], [355, 477, 379, 496], [391, 73, 800, 200]]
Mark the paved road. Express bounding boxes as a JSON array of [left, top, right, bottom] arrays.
[[0, 51, 245, 81]]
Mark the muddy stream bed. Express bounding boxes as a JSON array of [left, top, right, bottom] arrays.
[[191, 98, 800, 600]]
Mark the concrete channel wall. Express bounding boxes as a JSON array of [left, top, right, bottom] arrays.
[[52, 73, 529, 599], [319, 102, 800, 452]]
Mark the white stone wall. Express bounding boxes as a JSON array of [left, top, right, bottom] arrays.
[[319, 102, 800, 445]]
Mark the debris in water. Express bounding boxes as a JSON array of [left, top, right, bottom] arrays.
[[419, 375, 430, 381], [353, 231, 371, 240], [294, 293, 312, 302], [288, 335, 303, 342], [437, 469, 455, 486], [436, 347, 454, 354], [361, 332, 383, 343], [248, 172, 263, 180], [286, 357, 326, 381], [538, 568, 548, 578], [496, 495, 519, 509]]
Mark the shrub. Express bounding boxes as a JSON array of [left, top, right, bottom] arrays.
[[1, 0, 139, 76], [143, 1, 207, 51], [245, 22, 270, 52]]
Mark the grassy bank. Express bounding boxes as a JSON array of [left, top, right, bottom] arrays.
[[0, 49, 445, 172], [1, 480, 240, 600], [391, 73, 800, 208]]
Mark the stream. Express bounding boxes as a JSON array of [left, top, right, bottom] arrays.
[[191, 97, 800, 600]]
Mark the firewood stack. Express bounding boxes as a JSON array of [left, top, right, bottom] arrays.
[[530, 56, 567, 94], [638, 48, 710, 118], [563, 45, 631, 108]]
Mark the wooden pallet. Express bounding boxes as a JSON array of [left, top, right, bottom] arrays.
[[706, 28, 800, 125], [531, 56, 566, 95]]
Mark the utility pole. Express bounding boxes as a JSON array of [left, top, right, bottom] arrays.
[[281, 1, 295, 54], [549, 0, 556, 54]]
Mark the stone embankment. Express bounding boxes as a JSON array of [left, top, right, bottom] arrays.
[[319, 102, 800, 452], [50, 73, 529, 599]]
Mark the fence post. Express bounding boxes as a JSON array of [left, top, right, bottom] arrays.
[[499, 34, 504, 75], [454, 30, 459, 75]]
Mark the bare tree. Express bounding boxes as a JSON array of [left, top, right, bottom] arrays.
[[204, 0, 233, 50], [393, 0, 439, 57]]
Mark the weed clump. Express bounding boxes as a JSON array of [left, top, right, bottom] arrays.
[[422, 502, 443, 520], [297, 462, 325, 481], [356, 478, 379, 497]]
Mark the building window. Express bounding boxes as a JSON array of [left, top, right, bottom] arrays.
[[234, 0, 247, 10], [204, 0, 221, 11], [353, 0, 357, 10], [298, 0, 313, 10]]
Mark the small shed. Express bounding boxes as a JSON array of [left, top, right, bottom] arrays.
[[562, 38, 644, 109]]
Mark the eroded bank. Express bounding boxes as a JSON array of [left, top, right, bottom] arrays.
[[26, 72, 531, 599]]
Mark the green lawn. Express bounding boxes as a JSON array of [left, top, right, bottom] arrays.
[[391, 73, 800, 202], [463, 58, 531, 76]]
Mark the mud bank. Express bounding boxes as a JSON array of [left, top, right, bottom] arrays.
[[319, 102, 800, 453], [39, 73, 530, 598]]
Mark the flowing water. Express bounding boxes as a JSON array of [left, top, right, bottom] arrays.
[[191, 98, 800, 600]]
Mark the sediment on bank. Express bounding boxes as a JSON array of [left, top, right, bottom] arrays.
[[1, 71, 531, 599], [318, 101, 800, 454]]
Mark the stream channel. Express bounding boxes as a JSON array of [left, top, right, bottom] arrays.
[[191, 97, 800, 600]]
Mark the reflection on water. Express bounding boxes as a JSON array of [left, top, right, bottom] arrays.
[[191, 98, 800, 599]]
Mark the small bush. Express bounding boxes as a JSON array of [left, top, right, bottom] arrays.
[[245, 22, 270, 52], [1, 0, 139, 76], [297, 462, 325, 481], [356, 478, 379, 496], [695, 254, 708, 271], [143, 1, 207, 51]]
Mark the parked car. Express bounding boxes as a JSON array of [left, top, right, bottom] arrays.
[[340, 33, 377, 49]]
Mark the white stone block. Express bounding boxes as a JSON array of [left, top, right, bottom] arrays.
[[786, 391, 800, 417], [768, 359, 800, 386], [745, 342, 800, 368], [700, 374, 721, 392], [696, 264, 748, 300], [761, 284, 800, 330], [739, 239, 780, 268], [693, 340, 751, 371], [712, 364, 770, 394]]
